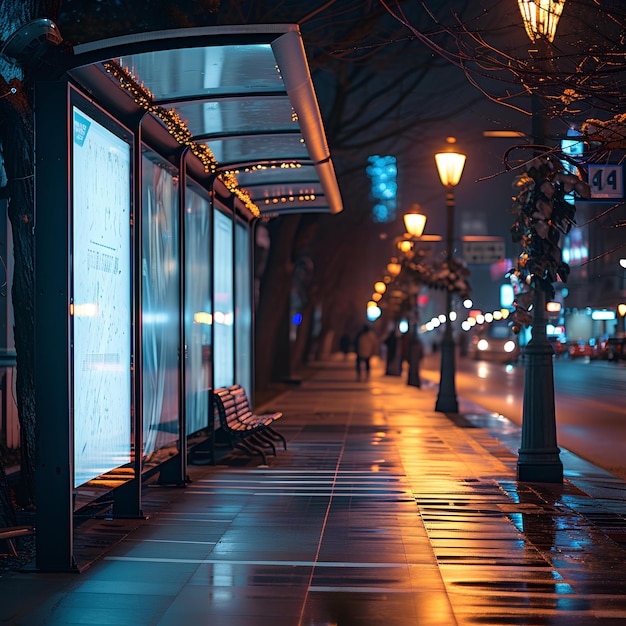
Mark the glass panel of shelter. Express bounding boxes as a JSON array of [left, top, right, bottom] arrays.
[[141, 149, 181, 470], [119, 43, 284, 101]]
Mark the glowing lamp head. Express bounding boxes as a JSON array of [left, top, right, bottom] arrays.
[[435, 138, 466, 188], [518, 0, 566, 43], [403, 205, 427, 238]]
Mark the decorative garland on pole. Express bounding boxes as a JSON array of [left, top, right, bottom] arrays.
[[427, 257, 471, 299], [390, 247, 471, 312], [506, 151, 590, 332]]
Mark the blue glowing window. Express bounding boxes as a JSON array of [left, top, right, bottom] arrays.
[[367, 155, 397, 223]]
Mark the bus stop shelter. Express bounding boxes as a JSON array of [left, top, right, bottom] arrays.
[[34, 23, 342, 571]]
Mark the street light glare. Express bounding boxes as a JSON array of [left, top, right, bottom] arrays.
[[397, 239, 413, 253], [387, 261, 401, 277]]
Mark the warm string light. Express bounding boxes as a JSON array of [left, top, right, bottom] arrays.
[[263, 190, 316, 205], [104, 60, 261, 217], [224, 162, 303, 176], [104, 61, 219, 173], [219, 172, 260, 217]]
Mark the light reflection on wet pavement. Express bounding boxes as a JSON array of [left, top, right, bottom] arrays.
[[2, 357, 626, 625]]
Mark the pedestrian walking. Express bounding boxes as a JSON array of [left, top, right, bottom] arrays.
[[355, 325, 378, 381], [407, 332, 424, 388]]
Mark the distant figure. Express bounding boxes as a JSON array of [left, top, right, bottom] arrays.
[[355, 325, 378, 381], [407, 333, 424, 388], [339, 333, 351, 360], [384, 330, 401, 376]]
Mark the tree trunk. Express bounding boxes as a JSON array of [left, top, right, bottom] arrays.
[[0, 2, 64, 520], [254, 216, 300, 392], [0, 80, 36, 507]]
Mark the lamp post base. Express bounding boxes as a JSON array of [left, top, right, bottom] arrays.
[[435, 336, 458, 414], [517, 452, 563, 483]]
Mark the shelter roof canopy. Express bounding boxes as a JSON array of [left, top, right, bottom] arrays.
[[70, 24, 343, 216]]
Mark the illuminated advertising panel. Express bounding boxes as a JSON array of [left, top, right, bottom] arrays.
[[214, 210, 234, 388], [235, 222, 252, 395], [185, 184, 211, 435], [72, 107, 132, 488], [142, 153, 180, 459]]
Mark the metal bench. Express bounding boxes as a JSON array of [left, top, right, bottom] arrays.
[[228, 384, 287, 449], [212, 385, 286, 465], [0, 525, 34, 557]]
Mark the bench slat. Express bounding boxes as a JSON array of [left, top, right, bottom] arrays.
[[0, 525, 34, 557], [212, 385, 286, 463], [228, 385, 287, 452]]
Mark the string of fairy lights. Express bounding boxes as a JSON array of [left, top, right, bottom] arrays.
[[224, 162, 316, 207], [104, 60, 319, 218], [103, 60, 220, 173]]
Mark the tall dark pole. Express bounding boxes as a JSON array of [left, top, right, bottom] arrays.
[[517, 18, 564, 482], [517, 288, 562, 481], [435, 188, 458, 413]]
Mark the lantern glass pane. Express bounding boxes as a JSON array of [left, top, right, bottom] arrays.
[[435, 152, 466, 187], [403, 212, 427, 237]]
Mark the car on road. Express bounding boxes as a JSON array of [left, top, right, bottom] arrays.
[[470, 322, 521, 363], [600, 337, 626, 362], [567, 339, 598, 359]]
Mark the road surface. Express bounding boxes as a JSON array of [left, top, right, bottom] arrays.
[[421, 353, 626, 480]]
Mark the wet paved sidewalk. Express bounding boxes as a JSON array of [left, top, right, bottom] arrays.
[[2, 356, 626, 625]]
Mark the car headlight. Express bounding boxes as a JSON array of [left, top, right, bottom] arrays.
[[477, 339, 489, 351], [504, 340, 516, 353]]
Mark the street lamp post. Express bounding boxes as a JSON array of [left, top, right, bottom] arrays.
[[516, 0, 566, 483], [434, 139, 466, 413], [402, 205, 428, 387]]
